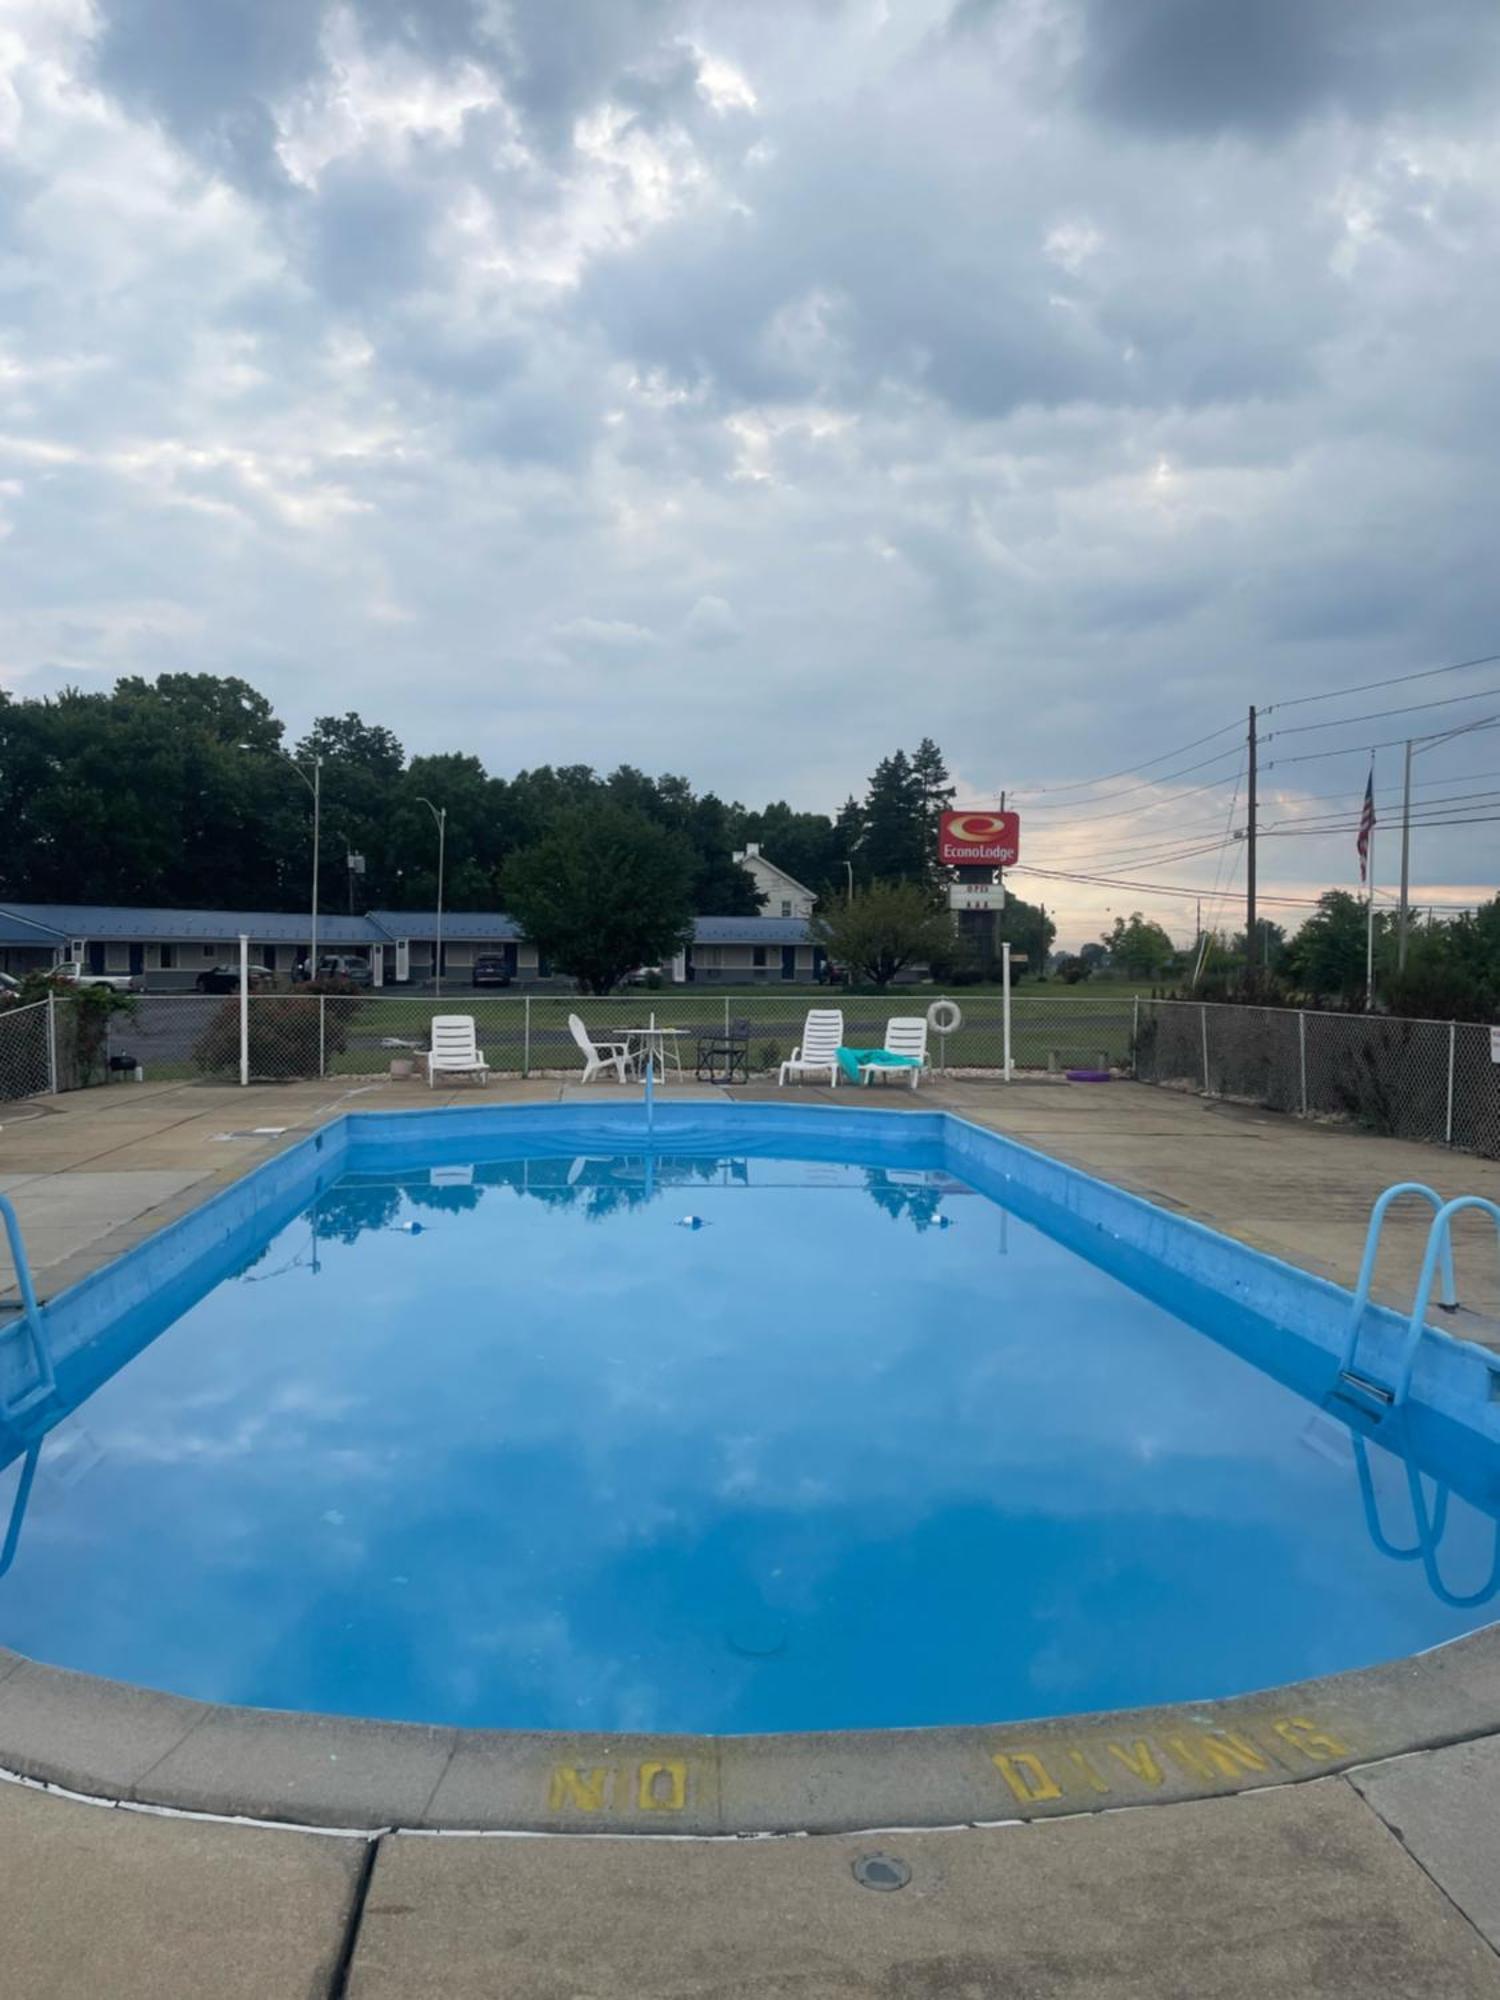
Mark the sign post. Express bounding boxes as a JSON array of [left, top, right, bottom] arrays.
[[940, 810, 1021, 968]]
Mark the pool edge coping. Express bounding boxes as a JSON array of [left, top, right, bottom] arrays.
[[4, 1095, 1500, 1836]]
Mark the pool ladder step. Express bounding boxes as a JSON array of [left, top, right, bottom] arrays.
[[0, 1193, 56, 1421], [1338, 1183, 1500, 1412]]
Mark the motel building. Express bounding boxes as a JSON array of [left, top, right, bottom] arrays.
[[0, 903, 825, 989]]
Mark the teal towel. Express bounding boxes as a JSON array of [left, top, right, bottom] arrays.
[[837, 1046, 920, 1083]]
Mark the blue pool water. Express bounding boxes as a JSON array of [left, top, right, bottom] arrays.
[[2, 1121, 1499, 1734]]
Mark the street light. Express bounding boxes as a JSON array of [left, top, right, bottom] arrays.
[[281, 748, 322, 975], [415, 797, 446, 996]]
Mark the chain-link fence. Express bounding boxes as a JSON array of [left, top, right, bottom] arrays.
[[0, 1001, 54, 1102], [1135, 999, 1500, 1159], [94, 989, 1137, 1085]]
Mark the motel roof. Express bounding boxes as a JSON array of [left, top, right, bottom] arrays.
[[0, 904, 815, 948]]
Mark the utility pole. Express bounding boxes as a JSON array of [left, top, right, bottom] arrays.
[[1245, 705, 1257, 986], [1397, 737, 1413, 972]]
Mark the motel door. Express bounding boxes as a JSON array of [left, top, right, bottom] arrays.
[[395, 939, 410, 983], [781, 946, 796, 980]]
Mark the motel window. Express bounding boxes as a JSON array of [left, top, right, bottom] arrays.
[[203, 945, 217, 959], [160, 945, 176, 969], [752, 946, 767, 968]]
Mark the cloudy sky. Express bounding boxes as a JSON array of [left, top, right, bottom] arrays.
[[3, 0, 1499, 941]]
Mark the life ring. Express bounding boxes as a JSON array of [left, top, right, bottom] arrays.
[[927, 999, 963, 1034]]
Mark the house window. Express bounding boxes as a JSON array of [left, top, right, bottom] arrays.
[[780, 899, 792, 918], [752, 946, 767, 968], [203, 945, 217, 959], [160, 945, 176, 969]]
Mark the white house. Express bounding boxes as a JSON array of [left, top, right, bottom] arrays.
[[732, 844, 817, 920]]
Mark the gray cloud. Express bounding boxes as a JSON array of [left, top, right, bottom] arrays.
[[1072, 0, 1500, 139], [2, 0, 1498, 945]]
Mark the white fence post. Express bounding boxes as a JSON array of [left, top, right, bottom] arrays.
[[1200, 1003, 1210, 1094], [1298, 1011, 1308, 1118], [1132, 992, 1140, 1066], [318, 994, 327, 1080], [1446, 1021, 1456, 1146], [45, 995, 58, 1095], [1002, 942, 1013, 1081], [238, 934, 250, 1087], [523, 995, 531, 1079]]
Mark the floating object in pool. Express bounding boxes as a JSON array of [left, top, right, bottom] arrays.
[[1066, 1069, 1112, 1083], [397, 1221, 425, 1234], [677, 1215, 706, 1230], [936, 1215, 955, 1229]]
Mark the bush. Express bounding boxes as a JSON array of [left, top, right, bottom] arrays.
[[192, 983, 362, 1080]]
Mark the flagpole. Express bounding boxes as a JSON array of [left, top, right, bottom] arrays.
[[1365, 754, 1376, 1010]]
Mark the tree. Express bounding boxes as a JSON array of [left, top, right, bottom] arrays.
[[812, 881, 954, 988], [1284, 891, 1376, 1002], [996, 893, 1056, 978], [861, 751, 927, 883], [1104, 912, 1177, 978], [502, 802, 695, 993], [910, 737, 955, 884]]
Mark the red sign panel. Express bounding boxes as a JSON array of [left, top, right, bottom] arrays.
[[939, 809, 1020, 867]]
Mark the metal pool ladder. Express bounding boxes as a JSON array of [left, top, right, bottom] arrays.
[[0, 1192, 56, 1420], [1338, 1181, 1500, 1411]]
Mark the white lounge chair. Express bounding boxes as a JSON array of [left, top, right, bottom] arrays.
[[569, 1013, 633, 1084], [426, 1015, 490, 1088], [778, 1008, 844, 1088], [860, 1015, 928, 1091]]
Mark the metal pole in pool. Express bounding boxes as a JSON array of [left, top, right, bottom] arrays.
[[1002, 940, 1013, 1081], [644, 1050, 655, 1132], [238, 932, 250, 1087]]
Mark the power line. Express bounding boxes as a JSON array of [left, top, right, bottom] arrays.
[[1009, 862, 1328, 910], [1005, 719, 1242, 802], [1018, 742, 1245, 812], [1264, 715, 1500, 771], [1022, 769, 1242, 829], [1263, 647, 1500, 715], [1265, 683, 1500, 740]]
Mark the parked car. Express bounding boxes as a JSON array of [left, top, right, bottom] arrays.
[[53, 960, 142, 993], [472, 953, 512, 988], [295, 954, 373, 988], [195, 964, 275, 993]]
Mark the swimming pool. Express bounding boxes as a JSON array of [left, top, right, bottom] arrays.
[[3, 1104, 1499, 1745]]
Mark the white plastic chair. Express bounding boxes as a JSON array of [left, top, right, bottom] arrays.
[[569, 1013, 633, 1084], [778, 1008, 844, 1088], [426, 1015, 490, 1088], [860, 1015, 928, 1091]]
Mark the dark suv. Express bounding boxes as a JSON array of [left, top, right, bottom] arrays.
[[472, 953, 512, 988]]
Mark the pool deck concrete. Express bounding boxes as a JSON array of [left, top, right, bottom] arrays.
[[3, 1074, 1500, 1995]]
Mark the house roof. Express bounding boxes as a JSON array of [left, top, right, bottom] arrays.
[[0, 908, 66, 946], [0, 902, 815, 951], [0, 904, 383, 945], [733, 850, 816, 899], [366, 911, 522, 942]]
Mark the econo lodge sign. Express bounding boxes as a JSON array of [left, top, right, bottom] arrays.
[[939, 809, 1020, 867]]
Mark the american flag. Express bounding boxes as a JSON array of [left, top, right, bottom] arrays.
[[1357, 770, 1376, 884]]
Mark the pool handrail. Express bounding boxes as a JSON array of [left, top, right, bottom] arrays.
[[1340, 1183, 1456, 1377], [0, 1192, 55, 1419], [1391, 1195, 1500, 1407]]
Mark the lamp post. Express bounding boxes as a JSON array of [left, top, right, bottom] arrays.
[[281, 749, 322, 976], [416, 797, 446, 996]]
